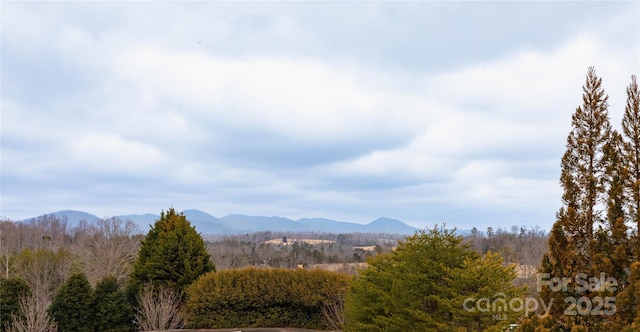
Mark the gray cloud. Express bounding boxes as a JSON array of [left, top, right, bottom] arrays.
[[1, 1, 638, 230]]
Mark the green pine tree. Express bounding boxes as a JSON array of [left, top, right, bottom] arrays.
[[93, 276, 135, 332], [130, 208, 215, 293], [49, 272, 95, 332], [344, 226, 523, 332]]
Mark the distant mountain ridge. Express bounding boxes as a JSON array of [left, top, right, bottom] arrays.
[[21, 209, 420, 235]]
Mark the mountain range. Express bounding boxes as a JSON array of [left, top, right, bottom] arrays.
[[20, 209, 420, 235]]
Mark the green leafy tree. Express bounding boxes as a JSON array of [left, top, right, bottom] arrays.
[[49, 272, 95, 332], [344, 226, 523, 332], [0, 277, 30, 331], [93, 276, 135, 332], [130, 208, 215, 293]]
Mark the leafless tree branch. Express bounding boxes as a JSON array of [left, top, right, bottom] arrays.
[[135, 284, 184, 331], [8, 293, 57, 332]]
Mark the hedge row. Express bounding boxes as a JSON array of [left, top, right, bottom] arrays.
[[185, 267, 351, 330]]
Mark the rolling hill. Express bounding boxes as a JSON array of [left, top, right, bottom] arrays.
[[21, 209, 421, 235]]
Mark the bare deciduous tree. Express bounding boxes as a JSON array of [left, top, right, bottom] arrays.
[[1, 220, 20, 278], [135, 284, 184, 331], [74, 217, 140, 285], [13, 249, 72, 302], [8, 294, 57, 332]]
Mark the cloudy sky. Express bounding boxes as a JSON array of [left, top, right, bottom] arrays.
[[1, 1, 638, 230]]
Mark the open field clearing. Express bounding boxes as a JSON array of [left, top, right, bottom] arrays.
[[263, 238, 336, 245]]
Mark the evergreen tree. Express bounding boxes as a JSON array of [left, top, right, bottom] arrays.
[[566, 66, 611, 254], [130, 208, 215, 293], [49, 272, 95, 332], [344, 226, 523, 331], [622, 75, 640, 254], [93, 276, 135, 332], [537, 67, 613, 329], [0, 277, 30, 331]]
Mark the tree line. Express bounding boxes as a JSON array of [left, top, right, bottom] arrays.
[[2, 208, 543, 331]]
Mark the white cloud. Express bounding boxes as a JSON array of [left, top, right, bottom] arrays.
[[68, 133, 166, 175], [448, 159, 559, 208], [107, 45, 428, 143], [306, 30, 635, 216]]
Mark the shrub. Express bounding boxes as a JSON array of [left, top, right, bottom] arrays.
[[185, 267, 351, 329]]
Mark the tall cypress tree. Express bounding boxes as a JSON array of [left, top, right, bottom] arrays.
[[538, 67, 612, 329], [569, 66, 611, 249]]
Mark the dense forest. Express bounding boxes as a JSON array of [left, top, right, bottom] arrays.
[[1, 67, 639, 331]]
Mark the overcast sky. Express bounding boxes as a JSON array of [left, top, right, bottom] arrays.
[[1, 1, 639, 230]]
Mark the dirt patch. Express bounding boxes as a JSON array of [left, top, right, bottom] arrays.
[[353, 245, 376, 251], [263, 239, 336, 245], [308, 262, 367, 273]]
